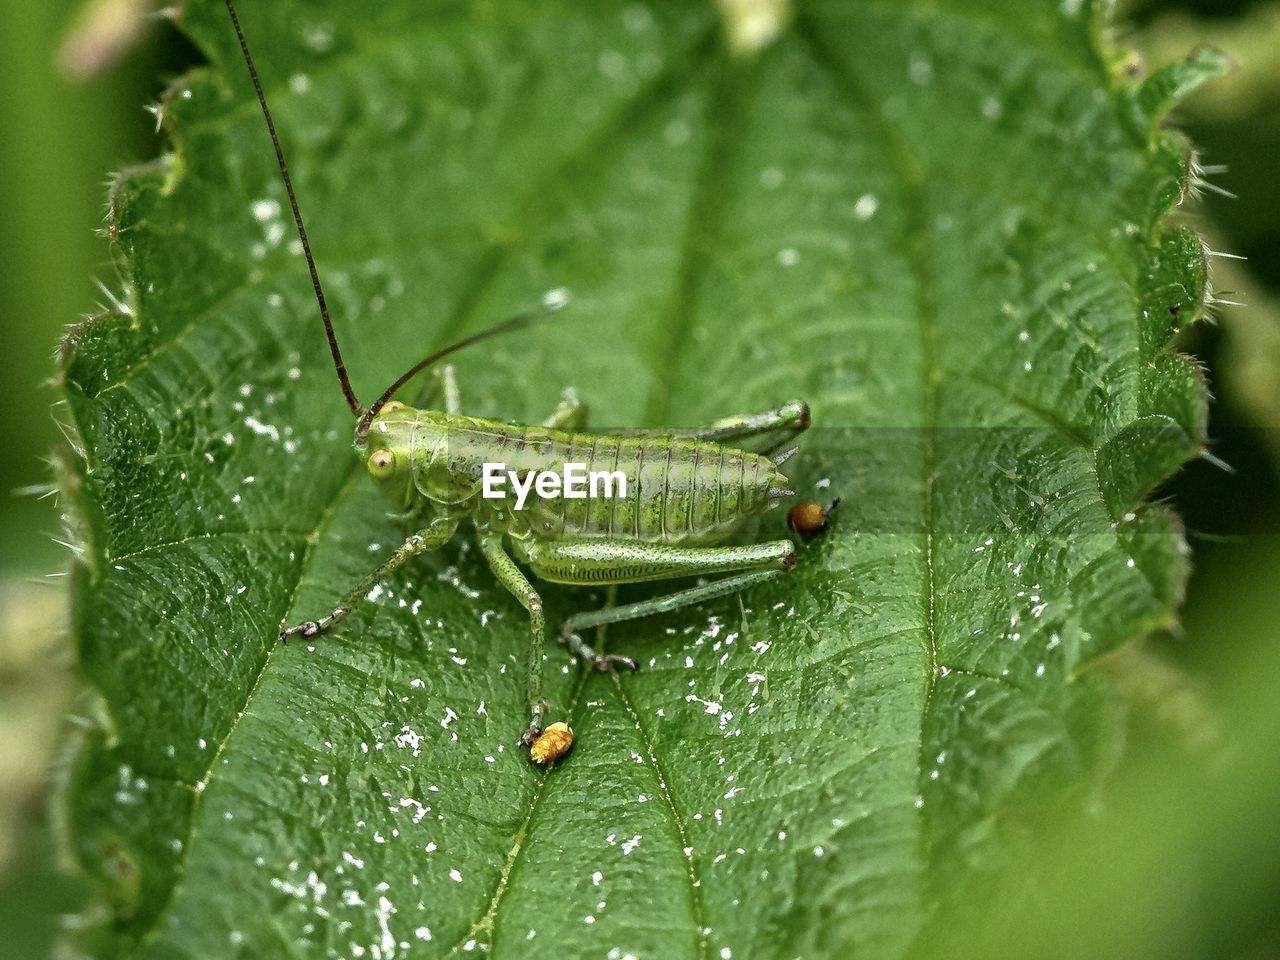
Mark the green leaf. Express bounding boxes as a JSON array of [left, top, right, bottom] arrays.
[[56, 0, 1223, 956]]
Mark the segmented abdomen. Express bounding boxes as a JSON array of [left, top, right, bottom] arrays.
[[512, 430, 784, 545]]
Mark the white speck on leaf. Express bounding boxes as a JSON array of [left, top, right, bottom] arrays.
[[251, 198, 280, 222]]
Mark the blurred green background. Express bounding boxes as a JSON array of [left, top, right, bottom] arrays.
[[0, 0, 1275, 957]]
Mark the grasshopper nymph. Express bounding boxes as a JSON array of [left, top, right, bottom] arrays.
[[224, 0, 810, 759]]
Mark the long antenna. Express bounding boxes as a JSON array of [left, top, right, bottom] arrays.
[[223, 0, 363, 416], [356, 311, 545, 441]]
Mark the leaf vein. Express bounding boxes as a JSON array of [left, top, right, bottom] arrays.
[[795, 15, 943, 871], [612, 672, 710, 960]]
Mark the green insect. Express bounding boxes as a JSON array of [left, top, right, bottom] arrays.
[[224, 0, 811, 758]]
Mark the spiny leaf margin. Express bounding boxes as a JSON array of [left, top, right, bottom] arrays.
[[51, 1, 1227, 957]]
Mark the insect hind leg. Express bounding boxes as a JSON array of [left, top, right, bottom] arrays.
[[624, 399, 810, 454], [560, 569, 787, 665], [521, 536, 796, 669]]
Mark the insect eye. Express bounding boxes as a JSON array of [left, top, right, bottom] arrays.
[[382, 401, 406, 413], [368, 449, 396, 478]]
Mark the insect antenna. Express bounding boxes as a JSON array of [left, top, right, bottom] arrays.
[[356, 310, 547, 441], [223, 0, 363, 417]]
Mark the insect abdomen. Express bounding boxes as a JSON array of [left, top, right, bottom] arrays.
[[530, 433, 784, 544], [407, 416, 787, 542]]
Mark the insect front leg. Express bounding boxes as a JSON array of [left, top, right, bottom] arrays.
[[522, 538, 796, 667], [475, 529, 550, 747], [440, 363, 462, 415], [280, 516, 458, 640], [541, 387, 587, 430], [412, 363, 463, 413]]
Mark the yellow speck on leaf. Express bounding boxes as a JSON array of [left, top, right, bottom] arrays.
[[530, 722, 574, 764]]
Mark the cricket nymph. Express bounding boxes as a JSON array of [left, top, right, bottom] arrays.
[[335, 384, 808, 751], [359, 402, 799, 552], [226, 0, 813, 758]]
